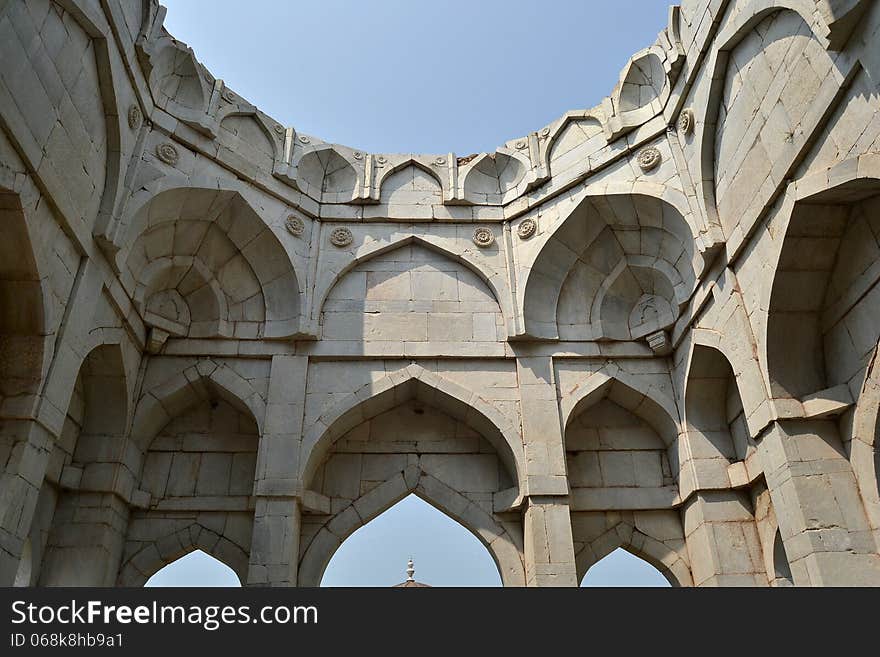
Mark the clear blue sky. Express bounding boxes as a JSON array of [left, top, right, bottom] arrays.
[[148, 0, 673, 588]]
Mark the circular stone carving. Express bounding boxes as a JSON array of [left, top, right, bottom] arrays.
[[285, 214, 305, 237], [376, 155, 387, 166], [298, 135, 310, 144], [127, 105, 142, 130], [330, 227, 353, 247], [637, 147, 662, 172], [353, 151, 363, 160], [515, 140, 527, 150], [222, 88, 236, 102], [517, 218, 537, 240], [156, 143, 179, 166], [274, 124, 285, 136], [678, 109, 695, 136], [472, 227, 495, 248], [434, 156, 446, 166]]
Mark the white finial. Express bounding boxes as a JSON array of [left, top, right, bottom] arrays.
[[406, 558, 415, 582]]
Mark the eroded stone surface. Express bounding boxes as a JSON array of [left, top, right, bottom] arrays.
[[1, 0, 880, 587]]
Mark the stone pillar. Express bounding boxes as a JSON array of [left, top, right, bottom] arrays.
[[677, 427, 767, 586], [758, 418, 880, 586], [523, 496, 578, 586], [247, 355, 308, 586], [681, 491, 766, 586], [247, 497, 301, 586], [38, 491, 129, 586], [0, 420, 53, 586], [516, 357, 577, 586]]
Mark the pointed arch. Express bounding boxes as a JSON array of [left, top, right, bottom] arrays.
[[301, 364, 523, 488], [560, 365, 680, 447], [461, 150, 529, 204], [299, 468, 525, 586], [131, 360, 266, 456], [521, 190, 699, 340], [116, 184, 302, 339], [295, 145, 359, 203], [374, 157, 447, 202], [313, 234, 511, 332], [118, 521, 249, 586], [572, 511, 692, 586], [696, 0, 836, 237]]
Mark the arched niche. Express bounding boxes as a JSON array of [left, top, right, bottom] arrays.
[[766, 176, 880, 399], [38, 344, 131, 586], [462, 152, 527, 204], [0, 188, 45, 421], [523, 193, 698, 341], [119, 187, 301, 340], [547, 118, 604, 171], [145, 549, 242, 587], [581, 547, 672, 587], [707, 8, 834, 239], [321, 241, 505, 343], [564, 377, 678, 495], [321, 494, 502, 586], [219, 114, 278, 171], [119, 368, 260, 587], [148, 42, 208, 116], [684, 344, 755, 474], [296, 147, 358, 203], [378, 163, 443, 206], [618, 50, 666, 113]]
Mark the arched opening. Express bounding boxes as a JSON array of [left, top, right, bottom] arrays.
[[321, 494, 501, 587], [118, 369, 260, 586], [298, 371, 525, 587], [772, 530, 794, 587], [145, 550, 241, 587], [682, 344, 756, 495], [38, 343, 131, 586], [581, 548, 671, 587]]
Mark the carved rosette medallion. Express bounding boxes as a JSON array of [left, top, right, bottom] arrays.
[[330, 227, 353, 247], [472, 227, 495, 248], [127, 105, 142, 131], [637, 147, 662, 172], [678, 109, 695, 136], [156, 143, 179, 165], [517, 218, 537, 240], [285, 214, 305, 237]]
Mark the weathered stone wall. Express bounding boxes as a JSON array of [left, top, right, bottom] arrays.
[[1, 0, 880, 587]]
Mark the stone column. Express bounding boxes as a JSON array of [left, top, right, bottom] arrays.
[[246, 355, 308, 586], [677, 428, 767, 586], [247, 497, 301, 586], [523, 496, 578, 586], [758, 418, 880, 586], [681, 491, 766, 586], [0, 420, 54, 585], [38, 491, 130, 586], [516, 357, 577, 586]]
